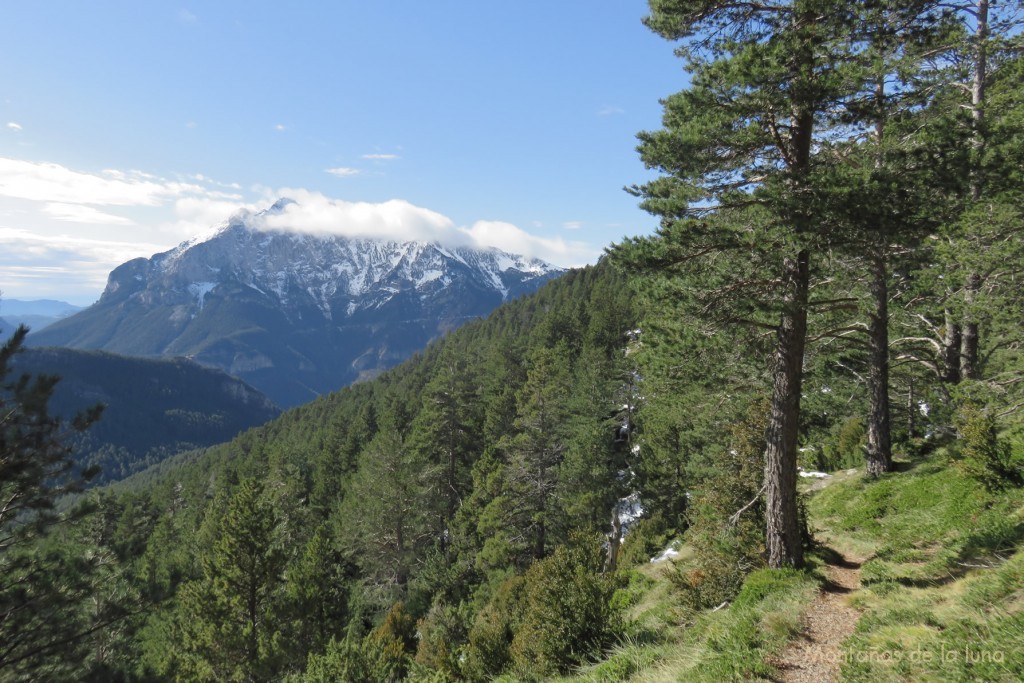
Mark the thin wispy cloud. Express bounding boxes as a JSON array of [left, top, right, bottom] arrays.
[[362, 153, 399, 161], [0, 158, 235, 208], [325, 167, 360, 177], [275, 124, 287, 131], [6, 122, 22, 131], [0, 227, 169, 302], [597, 105, 624, 116], [0, 157, 242, 236], [562, 221, 582, 230], [42, 202, 135, 226], [178, 9, 197, 24]]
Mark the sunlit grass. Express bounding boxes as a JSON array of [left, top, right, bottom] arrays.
[[807, 452, 1024, 682], [545, 451, 1024, 682]]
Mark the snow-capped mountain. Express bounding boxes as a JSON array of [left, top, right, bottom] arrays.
[[33, 203, 564, 407]]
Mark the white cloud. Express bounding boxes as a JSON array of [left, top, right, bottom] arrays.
[[562, 221, 582, 230], [462, 220, 597, 267], [325, 167, 360, 177], [597, 105, 625, 116], [178, 9, 197, 24], [244, 192, 598, 270], [0, 157, 603, 302], [275, 124, 287, 131], [260, 190, 458, 244], [158, 196, 262, 240], [6, 122, 22, 131], [0, 157, 211, 207], [0, 157, 241, 232], [253, 191, 598, 267], [42, 203, 135, 225], [0, 228, 168, 304], [362, 153, 399, 161]]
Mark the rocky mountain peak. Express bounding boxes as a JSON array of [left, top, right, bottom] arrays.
[[35, 203, 565, 407]]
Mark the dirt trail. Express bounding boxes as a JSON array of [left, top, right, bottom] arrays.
[[775, 553, 864, 683]]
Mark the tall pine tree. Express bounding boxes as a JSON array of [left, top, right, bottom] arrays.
[[632, 0, 861, 568]]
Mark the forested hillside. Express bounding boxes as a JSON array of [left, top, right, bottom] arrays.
[[2, 263, 646, 681], [12, 348, 279, 484], [2, 1, 1023, 681]]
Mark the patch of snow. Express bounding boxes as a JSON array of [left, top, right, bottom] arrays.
[[436, 244, 468, 267], [798, 469, 830, 479], [494, 253, 517, 272], [187, 282, 217, 311], [616, 493, 645, 535], [651, 543, 681, 563], [416, 269, 444, 287]]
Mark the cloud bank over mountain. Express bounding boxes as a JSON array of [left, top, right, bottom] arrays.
[[257, 190, 593, 264], [0, 157, 599, 303]]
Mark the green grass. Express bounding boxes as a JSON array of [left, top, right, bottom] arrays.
[[546, 548, 819, 683], [533, 451, 1024, 682], [808, 452, 1024, 682]]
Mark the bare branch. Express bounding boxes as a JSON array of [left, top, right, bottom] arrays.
[[728, 483, 767, 528]]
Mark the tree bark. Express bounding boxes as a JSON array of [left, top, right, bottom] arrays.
[[907, 377, 917, 439], [962, 0, 988, 377], [603, 506, 622, 574], [961, 272, 981, 380], [865, 249, 892, 476], [764, 250, 809, 569], [942, 311, 962, 384], [970, 0, 988, 203]]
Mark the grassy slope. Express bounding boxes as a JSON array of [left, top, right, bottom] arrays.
[[543, 453, 1024, 682], [810, 455, 1024, 682]]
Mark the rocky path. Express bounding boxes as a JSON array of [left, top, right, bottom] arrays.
[[775, 553, 864, 683]]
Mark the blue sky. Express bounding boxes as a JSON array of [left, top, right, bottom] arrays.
[[0, 1, 682, 305]]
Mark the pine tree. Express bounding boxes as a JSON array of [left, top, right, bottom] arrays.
[[0, 325, 104, 677], [333, 428, 435, 607], [816, 0, 958, 475], [631, 0, 863, 568], [177, 478, 285, 682], [477, 344, 572, 570], [408, 347, 482, 528]]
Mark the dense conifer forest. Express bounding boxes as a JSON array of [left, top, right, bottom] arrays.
[[2, 1, 1023, 681]]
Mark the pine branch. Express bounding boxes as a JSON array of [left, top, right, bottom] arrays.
[[728, 483, 767, 528]]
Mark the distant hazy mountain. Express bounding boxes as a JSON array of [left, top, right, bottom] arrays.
[[0, 298, 84, 332], [32, 201, 564, 407], [13, 347, 280, 484]]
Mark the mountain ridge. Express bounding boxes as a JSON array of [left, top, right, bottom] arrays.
[[32, 205, 564, 406]]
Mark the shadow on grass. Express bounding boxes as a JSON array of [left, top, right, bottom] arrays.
[[956, 517, 1024, 566]]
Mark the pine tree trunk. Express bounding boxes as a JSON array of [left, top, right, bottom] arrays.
[[764, 250, 809, 569], [907, 377, 917, 439], [866, 250, 892, 477], [604, 506, 622, 573], [961, 273, 981, 380], [970, 0, 988, 203], [961, 0, 987, 378], [942, 311, 962, 384]]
